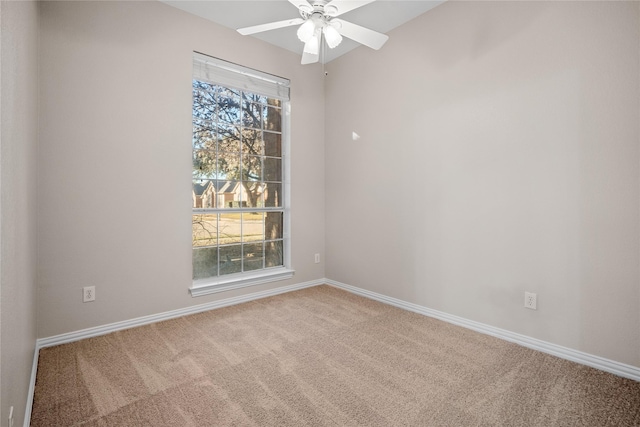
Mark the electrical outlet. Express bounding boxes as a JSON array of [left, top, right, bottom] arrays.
[[8, 406, 14, 427], [83, 286, 96, 303], [524, 292, 537, 310], [314, 253, 320, 264]]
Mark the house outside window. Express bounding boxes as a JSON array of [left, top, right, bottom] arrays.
[[190, 53, 292, 296]]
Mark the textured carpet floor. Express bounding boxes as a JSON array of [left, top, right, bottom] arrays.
[[32, 285, 640, 426]]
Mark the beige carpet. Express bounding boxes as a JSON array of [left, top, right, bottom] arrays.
[[31, 285, 640, 426]]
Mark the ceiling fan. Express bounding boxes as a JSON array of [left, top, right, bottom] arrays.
[[237, 0, 389, 65]]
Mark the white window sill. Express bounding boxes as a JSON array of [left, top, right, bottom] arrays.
[[189, 268, 295, 297]]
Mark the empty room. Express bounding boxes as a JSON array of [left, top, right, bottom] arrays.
[[1, 0, 639, 425]]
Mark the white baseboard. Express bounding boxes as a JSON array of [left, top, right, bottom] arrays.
[[37, 279, 324, 349], [325, 279, 640, 382], [23, 344, 39, 427]]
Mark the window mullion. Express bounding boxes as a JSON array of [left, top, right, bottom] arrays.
[[194, 208, 283, 214], [216, 213, 220, 277]]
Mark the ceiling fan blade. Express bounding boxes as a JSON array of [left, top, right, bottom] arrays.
[[288, 0, 313, 13], [237, 18, 304, 36], [332, 19, 389, 50], [324, 0, 375, 17]]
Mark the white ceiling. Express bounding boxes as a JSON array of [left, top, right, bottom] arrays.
[[161, 0, 445, 63]]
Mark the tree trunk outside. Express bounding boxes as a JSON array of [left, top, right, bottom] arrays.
[[264, 99, 283, 267]]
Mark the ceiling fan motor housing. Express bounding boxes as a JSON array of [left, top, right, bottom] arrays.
[[299, 0, 338, 20]]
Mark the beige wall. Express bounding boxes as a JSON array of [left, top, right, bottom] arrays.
[[325, 1, 640, 367], [1, 0, 39, 424], [38, 1, 325, 337]]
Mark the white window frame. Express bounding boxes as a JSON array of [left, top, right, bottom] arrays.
[[190, 52, 293, 297]]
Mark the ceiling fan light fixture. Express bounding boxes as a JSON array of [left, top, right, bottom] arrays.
[[323, 25, 343, 49], [297, 19, 316, 43], [303, 31, 320, 55]]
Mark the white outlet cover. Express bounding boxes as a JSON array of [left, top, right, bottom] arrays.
[[524, 292, 537, 310], [83, 286, 96, 302]]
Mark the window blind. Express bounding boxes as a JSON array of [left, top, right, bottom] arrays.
[[193, 52, 290, 101]]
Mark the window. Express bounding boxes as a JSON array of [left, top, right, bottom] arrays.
[[190, 53, 292, 296]]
